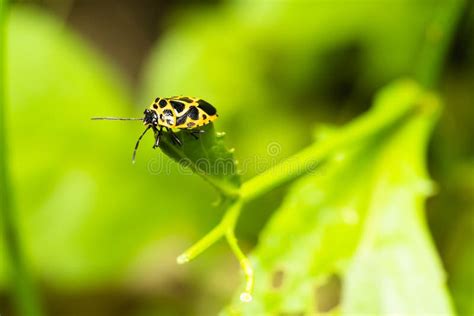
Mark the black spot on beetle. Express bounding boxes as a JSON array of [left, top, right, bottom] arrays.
[[197, 99, 217, 115], [155, 97, 160, 103], [176, 106, 199, 125], [163, 109, 173, 116], [176, 115, 187, 125], [170, 100, 185, 113], [188, 106, 199, 120], [153, 104, 158, 109], [202, 114, 207, 119], [179, 97, 193, 103], [187, 121, 196, 128], [159, 99, 168, 108]]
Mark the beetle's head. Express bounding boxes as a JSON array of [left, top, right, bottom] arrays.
[[143, 109, 158, 126]]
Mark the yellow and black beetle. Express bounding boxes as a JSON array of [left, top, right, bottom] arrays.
[[92, 96, 218, 162]]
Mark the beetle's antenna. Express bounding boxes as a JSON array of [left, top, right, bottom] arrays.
[[91, 117, 143, 121], [132, 125, 151, 164]]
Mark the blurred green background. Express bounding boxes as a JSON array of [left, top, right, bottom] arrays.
[[0, 0, 473, 315]]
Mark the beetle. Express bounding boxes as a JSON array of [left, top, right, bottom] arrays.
[[92, 96, 218, 162]]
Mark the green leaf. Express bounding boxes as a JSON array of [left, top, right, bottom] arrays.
[[341, 96, 454, 315], [223, 81, 454, 315], [158, 123, 241, 197]]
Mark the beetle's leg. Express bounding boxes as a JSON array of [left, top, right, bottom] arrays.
[[153, 126, 162, 149], [132, 125, 151, 163], [189, 129, 205, 140], [166, 127, 182, 146]]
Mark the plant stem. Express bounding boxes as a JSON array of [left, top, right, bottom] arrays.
[[177, 199, 254, 301], [240, 97, 416, 203], [226, 228, 254, 302], [0, 2, 43, 315], [176, 220, 226, 264], [177, 200, 243, 262], [415, 0, 466, 88]]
